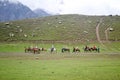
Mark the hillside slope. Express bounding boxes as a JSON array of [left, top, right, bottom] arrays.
[[0, 14, 120, 42]]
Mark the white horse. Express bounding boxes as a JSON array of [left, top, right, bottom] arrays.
[[50, 47, 57, 53]]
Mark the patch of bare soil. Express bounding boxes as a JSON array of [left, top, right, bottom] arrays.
[[96, 18, 104, 45], [0, 52, 120, 60]]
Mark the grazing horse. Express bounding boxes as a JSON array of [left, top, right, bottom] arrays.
[[91, 47, 97, 51], [32, 48, 40, 54], [40, 48, 47, 51], [91, 47, 100, 53], [25, 47, 33, 53], [61, 48, 70, 53], [84, 46, 100, 53], [25, 47, 40, 54], [50, 48, 57, 53], [73, 47, 80, 53], [83, 46, 92, 52]]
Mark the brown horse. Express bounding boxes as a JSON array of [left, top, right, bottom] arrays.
[[90, 47, 100, 53], [25, 47, 32, 53], [32, 48, 40, 54], [25, 47, 40, 54], [84, 46, 100, 53], [84, 46, 91, 52], [73, 47, 80, 53]]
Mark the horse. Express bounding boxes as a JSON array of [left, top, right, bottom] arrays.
[[25, 47, 33, 53], [25, 47, 40, 54], [39, 48, 47, 52], [83, 46, 100, 53], [83, 46, 92, 52], [32, 48, 40, 54], [61, 48, 70, 53], [73, 47, 80, 53], [90, 47, 100, 53], [50, 48, 57, 53]]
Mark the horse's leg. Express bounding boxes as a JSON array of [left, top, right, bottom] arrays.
[[34, 50, 35, 54], [95, 48, 98, 52], [38, 50, 40, 54], [28, 49, 30, 53], [89, 48, 91, 52], [51, 49, 53, 53]]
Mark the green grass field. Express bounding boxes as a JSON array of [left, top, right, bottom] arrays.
[[0, 42, 120, 80], [0, 41, 120, 53], [0, 53, 120, 80]]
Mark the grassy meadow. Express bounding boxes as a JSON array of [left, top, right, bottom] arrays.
[[0, 52, 120, 80], [0, 42, 120, 80], [0, 41, 120, 53]]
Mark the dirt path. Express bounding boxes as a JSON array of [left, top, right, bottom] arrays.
[[96, 18, 104, 45], [105, 28, 109, 42]]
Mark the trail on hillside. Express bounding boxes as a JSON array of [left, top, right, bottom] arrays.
[[96, 18, 104, 45], [105, 28, 110, 42], [105, 28, 109, 42]]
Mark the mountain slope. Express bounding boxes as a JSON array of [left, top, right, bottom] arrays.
[[34, 9, 51, 17], [0, 0, 37, 22]]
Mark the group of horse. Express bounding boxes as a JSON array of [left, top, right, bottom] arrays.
[[25, 45, 100, 54], [25, 47, 57, 54], [83, 46, 100, 53], [25, 47, 47, 54]]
